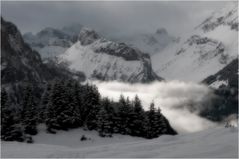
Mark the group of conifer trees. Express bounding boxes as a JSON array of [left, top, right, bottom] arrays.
[[1, 80, 176, 142]]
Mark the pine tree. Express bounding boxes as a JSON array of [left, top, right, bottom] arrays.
[[117, 95, 132, 134], [64, 80, 81, 128], [39, 83, 51, 123], [46, 80, 83, 131], [1, 88, 24, 141], [155, 107, 168, 135], [130, 95, 146, 137], [45, 80, 63, 131], [83, 84, 101, 130], [21, 86, 38, 135], [146, 102, 159, 139], [97, 98, 114, 137]]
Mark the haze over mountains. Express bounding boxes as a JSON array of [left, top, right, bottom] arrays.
[[20, 2, 238, 85]]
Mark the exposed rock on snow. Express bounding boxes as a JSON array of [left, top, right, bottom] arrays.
[[152, 2, 238, 82], [58, 28, 162, 83]]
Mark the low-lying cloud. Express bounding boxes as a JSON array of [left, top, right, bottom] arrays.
[[93, 80, 217, 134]]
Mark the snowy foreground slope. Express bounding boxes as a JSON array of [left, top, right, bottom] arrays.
[[2, 126, 238, 158]]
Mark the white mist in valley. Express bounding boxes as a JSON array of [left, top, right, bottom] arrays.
[[93, 80, 217, 133]]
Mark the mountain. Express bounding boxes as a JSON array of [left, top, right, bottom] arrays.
[[1, 17, 54, 84], [151, 2, 238, 82], [200, 58, 238, 121], [115, 28, 177, 55], [23, 24, 83, 59], [58, 28, 162, 83], [61, 23, 83, 37], [1, 17, 85, 103], [203, 58, 238, 89]]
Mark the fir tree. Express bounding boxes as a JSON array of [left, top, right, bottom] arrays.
[[117, 95, 132, 134], [84, 84, 101, 130], [64, 80, 81, 128], [45, 80, 63, 131], [1, 88, 24, 141], [130, 95, 146, 137], [155, 107, 168, 135], [97, 98, 114, 137], [39, 83, 51, 123], [21, 86, 38, 135], [146, 102, 160, 138]]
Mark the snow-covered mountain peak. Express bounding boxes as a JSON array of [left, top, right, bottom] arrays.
[[59, 27, 161, 82], [116, 28, 176, 55], [196, 2, 238, 32], [78, 27, 100, 45], [36, 27, 69, 39], [62, 23, 83, 36], [156, 28, 168, 35], [151, 3, 238, 82]]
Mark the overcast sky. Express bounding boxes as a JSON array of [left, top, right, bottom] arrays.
[[1, 1, 227, 38]]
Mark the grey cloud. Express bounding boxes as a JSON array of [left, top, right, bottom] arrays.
[[1, 1, 226, 38]]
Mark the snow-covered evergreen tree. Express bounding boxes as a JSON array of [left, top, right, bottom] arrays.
[[39, 83, 51, 123], [146, 102, 160, 138], [130, 95, 146, 137], [117, 95, 132, 134], [83, 84, 101, 130], [97, 98, 114, 137], [155, 107, 168, 135], [64, 80, 81, 128], [21, 86, 38, 135], [1, 88, 24, 142]]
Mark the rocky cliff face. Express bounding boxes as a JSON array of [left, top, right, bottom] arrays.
[[58, 28, 162, 83], [1, 17, 84, 85], [1, 17, 49, 84]]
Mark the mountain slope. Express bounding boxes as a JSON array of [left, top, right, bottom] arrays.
[[200, 58, 238, 121], [203, 58, 238, 89], [58, 28, 162, 83], [152, 2, 238, 82]]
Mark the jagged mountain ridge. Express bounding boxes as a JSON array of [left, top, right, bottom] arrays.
[[151, 2, 238, 82], [58, 28, 162, 83], [115, 28, 177, 55], [23, 24, 83, 59], [196, 2, 238, 32]]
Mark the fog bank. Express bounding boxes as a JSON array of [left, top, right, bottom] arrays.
[[93, 80, 217, 133]]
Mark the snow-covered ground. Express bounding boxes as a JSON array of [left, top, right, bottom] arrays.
[[209, 79, 229, 89], [1, 125, 238, 158]]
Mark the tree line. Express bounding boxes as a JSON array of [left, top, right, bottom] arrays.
[[1, 80, 177, 142]]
